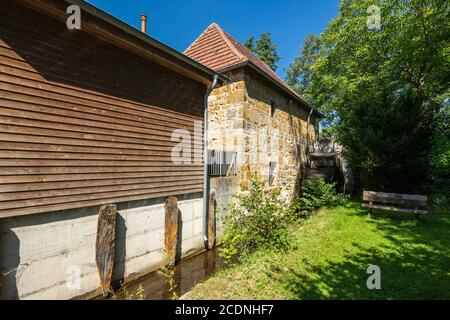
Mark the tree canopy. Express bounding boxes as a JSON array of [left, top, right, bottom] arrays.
[[286, 33, 323, 103], [245, 32, 281, 71], [244, 36, 255, 52], [287, 0, 449, 194], [311, 0, 449, 122]]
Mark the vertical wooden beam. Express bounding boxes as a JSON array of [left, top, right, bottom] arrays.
[[164, 196, 179, 265], [207, 191, 216, 250], [95, 204, 117, 296]]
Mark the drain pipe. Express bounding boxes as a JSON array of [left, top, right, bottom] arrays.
[[202, 74, 219, 247], [306, 108, 314, 166]]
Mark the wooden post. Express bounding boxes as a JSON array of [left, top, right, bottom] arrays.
[[95, 204, 117, 297], [207, 191, 217, 250], [164, 196, 179, 265]]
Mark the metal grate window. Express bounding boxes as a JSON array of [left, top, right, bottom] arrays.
[[208, 150, 237, 177]]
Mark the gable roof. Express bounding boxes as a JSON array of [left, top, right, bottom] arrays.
[[185, 23, 323, 117]]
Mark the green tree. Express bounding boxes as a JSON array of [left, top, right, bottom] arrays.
[[307, 0, 449, 192], [286, 34, 323, 101], [244, 36, 255, 52], [245, 33, 281, 71], [337, 88, 432, 192], [311, 0, 449, 121], [427, 105, 450, 207]]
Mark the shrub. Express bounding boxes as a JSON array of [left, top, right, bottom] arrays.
[[219, 180, 291, 264], [289, 178, 348, 219], [219, 178, 348, 264], [426, 106, 450, 209]]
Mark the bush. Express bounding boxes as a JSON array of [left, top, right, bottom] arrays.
[[289, 178, 348, 219], [426, 106, 450, 209], [219, 180, 291, 264], [219, 178, 348, 264], [337, 89, 432, 194]]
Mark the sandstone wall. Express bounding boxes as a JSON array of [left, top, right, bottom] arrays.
[[208, 69, 318, 202]]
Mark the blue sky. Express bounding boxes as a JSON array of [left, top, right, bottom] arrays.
[[86, 0, 340, 79]]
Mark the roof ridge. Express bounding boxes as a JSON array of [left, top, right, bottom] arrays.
[[217, 29, 321, 116], [184, 23, 323, 118], [221, 30, 276, 74], [184, 22, 217, 54], [211, 23, 246, 62], [184, 23, 244, 64], [221, 30, 286, 82]]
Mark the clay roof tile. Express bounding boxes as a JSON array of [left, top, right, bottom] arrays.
[[185, 23, 323, 117]]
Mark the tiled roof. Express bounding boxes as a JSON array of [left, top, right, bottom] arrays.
[[185, 23, 322, 117], [185, 23, 244, 71]]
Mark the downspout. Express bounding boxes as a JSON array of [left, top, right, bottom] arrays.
[[306, 108, 314, 166], [202, 74, 219, 247]]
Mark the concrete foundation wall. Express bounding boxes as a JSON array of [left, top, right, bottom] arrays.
[[210, 177, 240, 236], [0, 195, 204, 300]]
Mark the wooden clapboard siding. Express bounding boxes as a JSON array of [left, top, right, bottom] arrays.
[[0, 6, 204, 114], [0, 1, 206, 218]]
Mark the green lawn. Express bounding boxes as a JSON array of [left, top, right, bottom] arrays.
[[186, 202, 450, 300]]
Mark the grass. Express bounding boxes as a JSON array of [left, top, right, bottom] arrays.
[[186, 202, 450, 300]]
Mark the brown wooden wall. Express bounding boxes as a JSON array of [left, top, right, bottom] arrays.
[[0, 1, 206, 218]]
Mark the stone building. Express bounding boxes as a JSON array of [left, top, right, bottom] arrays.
[[185, 23, 323, 200]]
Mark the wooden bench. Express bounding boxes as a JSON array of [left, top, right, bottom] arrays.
[[363, 191, 428, 217]]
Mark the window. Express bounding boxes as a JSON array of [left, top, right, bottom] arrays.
[[270, 101, 277, 117], [269, 161, 277, 187], [208, 150, 237, 177]]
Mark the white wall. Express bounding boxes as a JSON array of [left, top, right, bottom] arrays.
[[0, 196, 204, 300], [210, 177, 240, 236]]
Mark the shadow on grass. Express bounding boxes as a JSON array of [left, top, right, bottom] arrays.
[[273, 205, 450, 299]]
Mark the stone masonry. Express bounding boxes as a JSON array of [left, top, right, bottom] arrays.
[[208, 69, 318, 201]]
